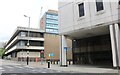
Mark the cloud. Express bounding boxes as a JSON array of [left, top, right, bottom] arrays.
[[0, 0, 58, 42]]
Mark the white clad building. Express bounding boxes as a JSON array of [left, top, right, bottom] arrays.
[[59, 0, 120, 68], [4, 27, 45, 61]]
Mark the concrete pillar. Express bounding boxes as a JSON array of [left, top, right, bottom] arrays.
[[109, 24, 120, 67], [114, 24, 120, 67], [60, 35, 68, 67]]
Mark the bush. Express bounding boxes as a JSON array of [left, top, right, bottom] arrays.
[[0, 48, 5, 58]]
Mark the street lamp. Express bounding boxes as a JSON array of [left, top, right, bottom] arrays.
[[24, 15, 30, 47], [24, 15, 30, 65]]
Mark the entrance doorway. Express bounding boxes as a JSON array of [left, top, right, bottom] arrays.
[[73, 34, 113, 67]]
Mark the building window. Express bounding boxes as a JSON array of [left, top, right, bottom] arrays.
[[96, 0, 104, 12], [29, 41, 44, 46], [20, 32, 26, 37], [78, 3, 85, 17], [46, 19, 58, 24], [46, 14, 58, 20], [20, 41, 25, 46]]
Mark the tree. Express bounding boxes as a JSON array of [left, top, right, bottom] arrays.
[[0, 48, 5, 58]]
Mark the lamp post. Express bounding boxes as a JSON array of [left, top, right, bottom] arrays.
[[24, 15, 30, 46], [24, 15, 30, 65]]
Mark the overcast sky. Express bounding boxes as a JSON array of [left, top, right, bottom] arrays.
[[0, 0, 58, 42]]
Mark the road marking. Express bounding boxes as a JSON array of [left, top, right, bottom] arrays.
[[1, 69, 5, 71], [41, 71, 47, 73], [14, 65, 23, 68], [5, 66, 13, 68], [29, 67, 34, 68], [57, 71, 62, 72], [25, 66, 34, 68], [0, 67, 2, 69], [32, 70, 36, 71]]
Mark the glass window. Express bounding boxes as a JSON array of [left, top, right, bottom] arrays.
[[78, 3, 85, 17], [21, 32, 26, 37], [46, 19, 58, 24], [46, 28, 58, 33], [29, 41, 44, 46], [96, 0, 104, 12], [46, 23, 58, 29], [20, 41, 25, 46], [46, 14, 58, 20]]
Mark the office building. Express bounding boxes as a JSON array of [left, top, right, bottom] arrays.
[[4, 27, 44, 61], [59, 0, 120, 67], [40, 10, 73, 63], [40, 10, 58, 34]]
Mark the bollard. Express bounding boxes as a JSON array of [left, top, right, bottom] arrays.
[[69, 61, 71, 65], [48, 61, 50, 68], [57, 61, 58, 64], [27, 57, 29, 65]]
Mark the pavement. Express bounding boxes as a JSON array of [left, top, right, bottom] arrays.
[[20, 61, 118, 73], [0, 59, 67, 74], [0, 59, 119, 75], [17, 61, 119, 74]]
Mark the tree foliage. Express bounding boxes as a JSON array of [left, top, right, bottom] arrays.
[[0, 48, 5, 57]]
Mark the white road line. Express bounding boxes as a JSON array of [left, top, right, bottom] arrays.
[[57, 71, 62, 72], [25, 66, 34, 68], [14, 65, 23, 68], [32, 70, 36, 71], [5, 66, 13, 68], [41, 71, 47, 73], [1, 69, 5, 71], [0, 67, 2, 69]]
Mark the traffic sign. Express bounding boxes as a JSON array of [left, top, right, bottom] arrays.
[[49, 53, 55, 57], [64, 47, 71, 51], [64, 47, 67, 50]]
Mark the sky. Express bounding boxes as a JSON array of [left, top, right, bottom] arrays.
[[0, 0, 58, 42]]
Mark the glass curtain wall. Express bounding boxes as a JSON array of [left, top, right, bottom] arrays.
[[73, 34, 112, 66]]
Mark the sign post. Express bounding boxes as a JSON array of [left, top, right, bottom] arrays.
[[64, 47, 71, 66], [49, 53, 55, 64], [48, 53, 55, 68], [64, 47, 68, 66]]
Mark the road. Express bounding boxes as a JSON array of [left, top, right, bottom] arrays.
[[0, 59, 65, 73], [0, 59, 118, 75]]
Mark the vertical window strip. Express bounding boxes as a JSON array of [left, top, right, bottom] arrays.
[[96, 0, 104, 12], [78, 3, 85, 17]]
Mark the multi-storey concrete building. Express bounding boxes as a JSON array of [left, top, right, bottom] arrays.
[[4, 27, 44, 61], [40, 10, 58, 34], [59, 0, 120, 68], [40, 10, 73, 63]]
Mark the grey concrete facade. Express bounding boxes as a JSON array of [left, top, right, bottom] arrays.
[[59, 0, 120, 67], [4, 27, 45, 61]]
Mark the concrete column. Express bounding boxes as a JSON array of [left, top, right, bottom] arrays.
[[109, 24, 120, 67], [60, 35, 68, 67], [114, 24, 120, 67]]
